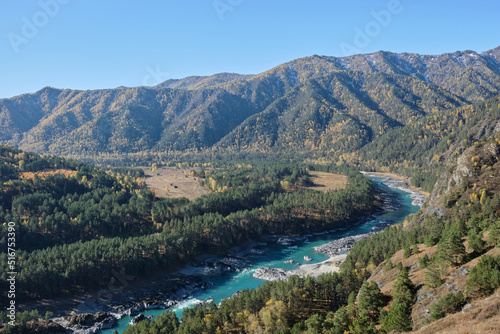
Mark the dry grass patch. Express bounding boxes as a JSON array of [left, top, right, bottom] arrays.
[[306, 171, 347, 191], [141, 167, 209, 201], [411, 291, 500, 334]]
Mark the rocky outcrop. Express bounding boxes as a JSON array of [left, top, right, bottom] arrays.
[[253, 267, 293, 281], [54, 312, 117, 333], [411, 141, 500, 227], [276, 236, 307, 246], [130, 313, 147, 326], [314, 232, 379, 257]]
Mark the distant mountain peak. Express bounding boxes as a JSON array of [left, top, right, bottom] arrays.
[[156, 72, 253, 90], [1, 46, 499, 160]]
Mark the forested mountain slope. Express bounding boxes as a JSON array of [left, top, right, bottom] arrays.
[[1, 47, 499, 161], [215, 71, 462, 157], [351, 95, 500, 191]]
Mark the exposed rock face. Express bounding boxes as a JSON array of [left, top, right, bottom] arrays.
[[304, 256, 313, 262], [412, 141, 500, 226], [368, 239, 500, 331], [43, 321, 67, 333]]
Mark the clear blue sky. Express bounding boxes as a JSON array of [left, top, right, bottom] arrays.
[[1, 0, 499, 98]]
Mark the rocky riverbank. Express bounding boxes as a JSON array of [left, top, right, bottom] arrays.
[[313, 231, 380, 257], [27, 254, 252, 333], [47, 274, 208, 333], [252, 231, 380, 282], [252, 173, 428, 282], [361, 172, 428, 207], [252, 220, 403, 282], [253, 254, 348, 281], [253, 267, 293, 281]]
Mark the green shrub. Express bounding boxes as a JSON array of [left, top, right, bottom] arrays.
[[404, 246, 412, 258], [419, 254, 430, 268], [430, 292, 466, 321], [384, 259, 393, 272], [396, 262, 403, 271], [466, 255, 500, 297], [425, 267, 442, 289]]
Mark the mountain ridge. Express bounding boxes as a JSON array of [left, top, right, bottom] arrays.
[[1, 46, 500, 162]]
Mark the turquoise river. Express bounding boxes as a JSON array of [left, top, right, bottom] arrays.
[[102, 175, 422, 333]]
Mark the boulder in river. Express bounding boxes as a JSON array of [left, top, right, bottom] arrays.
[[130, 313, 147, 326], [277, 237, 293, 246], [304, 256, 313, 262]]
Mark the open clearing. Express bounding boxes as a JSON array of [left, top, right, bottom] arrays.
[[306, 171, 347, 191], [141, 167, 209, 201], [140, 169, 344, 200]]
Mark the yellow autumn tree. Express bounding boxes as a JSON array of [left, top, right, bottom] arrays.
[[259, 299, 288, 333]]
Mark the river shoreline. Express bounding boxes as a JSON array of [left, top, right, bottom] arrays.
[[361, 171, 430, 197], [252, 230, 386, 282], [361, 172, 428, 206], [21, 173, 424, 333], [252, 172, 428, 282]]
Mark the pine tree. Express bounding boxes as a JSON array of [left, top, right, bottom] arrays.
[[396, 261, 403, 271], [419, 253, 429, 268], [425, 267, 442, 289], [392, 267, 416, 305], [438, 230, 466, 265], [384, 259, 393, 272], [380, 266, 416, 332], [331, 307, 351, 334], [380, 301, 413, 332], [466, 255, 500, 297], [404, 245, 411, 258], [467, 229, 485, 254], [488, 220, 500, 246]]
